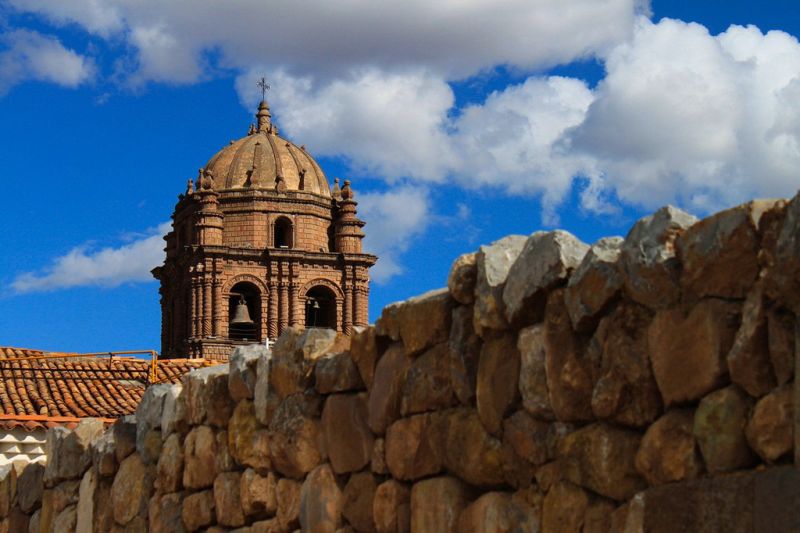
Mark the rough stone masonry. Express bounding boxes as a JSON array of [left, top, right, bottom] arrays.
[[4, 194, 800, 532]]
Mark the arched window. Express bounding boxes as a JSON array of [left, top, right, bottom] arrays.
[[228, 282, 261, 341], [305, 286, 337, 329], [274, 217, 293, 248]]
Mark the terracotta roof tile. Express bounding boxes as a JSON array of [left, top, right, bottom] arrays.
[[0, 348, 216, 431]]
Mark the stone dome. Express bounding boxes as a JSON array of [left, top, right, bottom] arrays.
[[204, 101, 331, 197]]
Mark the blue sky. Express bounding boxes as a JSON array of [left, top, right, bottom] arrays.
[[1, 0, 799, 352]]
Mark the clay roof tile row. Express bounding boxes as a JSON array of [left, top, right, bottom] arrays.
[[0, 348, 214, 431]]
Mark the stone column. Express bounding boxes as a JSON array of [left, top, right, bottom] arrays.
[[352, 286, 361, 328], [260, 293, 269, 343], [202, 277, 212, 337], [212, 278, 222, 337], [343, 283, 353, 335], [279, 282, 289, 335], [190, 277, 198, 338], [268, 281, 279, 340], [289, 282, 301, 327]]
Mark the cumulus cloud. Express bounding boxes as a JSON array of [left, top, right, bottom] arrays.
[[358, 187, 431, 283], [0, 29, 95, 94], [11, 222, 170, 293], [243, 17, 800, 219], [569, 18, 800, 211], [7, 0, 644, 83]]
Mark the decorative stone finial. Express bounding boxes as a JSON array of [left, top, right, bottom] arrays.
[[341, 180, 353, 200], [199, 168, 215, 190], [256, 101, 272, 132], [332, 178, 341, 198], [186, 179, 194, 195]]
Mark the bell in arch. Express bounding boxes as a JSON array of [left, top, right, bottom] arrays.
[[231, 295, 255, 326]]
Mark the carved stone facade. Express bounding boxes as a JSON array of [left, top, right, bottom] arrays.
[[152, 100, 376, 360]]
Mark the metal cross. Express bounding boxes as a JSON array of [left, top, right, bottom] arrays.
[[256, 77, 270, 100]]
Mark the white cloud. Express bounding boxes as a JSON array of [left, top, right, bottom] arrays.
[[568, 17, 800, 211], [7, 0, 123, 37], [247, 17, 800, 220], [238, 69, 595, 223], [7, 0, 644, 83], [0, 29, 95, 94], [11, 222, 170, 293], [357, 186, 431, 283]]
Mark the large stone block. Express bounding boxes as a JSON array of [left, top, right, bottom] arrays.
[[214, 471, 246, 528], [693, 385, 754, 474], [635, 409, 702, 487], [385, 414, 442, 481], [91, 428, 117, 478], [342, 472, 377, 533], [476, 332, 520, 436], [322, 393, 373, 474], [160, 384, 186, 439], [378, 289, 453, 356], [448, 252, 477, 305], [557, 422, 645, 501], [503, 230, 589, 326], [587, 302, 661, 427], [111, 453, 153, 526], [648, 299, 740, 406], [542, 481, 588, 533], [401, 343, 457, 415], [276, 478, 302, 531], [727, 284, 777, 397], [517, 324, 554, 420], [148, 492, 185, 533], [350, 325, 384, 389], [745, 385, 793, 463], [182, 425, 218, 489], [254, 354, 280, 426], [367, 343, 412, 435], [183, 364, 233, 427], [156, 433, 183, 493], [17, 462, 44, 513], [44, 419, 105, 486], [448, 305, 482, 406], [229, 344, 268, 401], [767, 307, 795, 386], [315, 351, 364, 394], [181, 490, 215, 532], [473, 235, 527, 334], [373, 480, 410, 533], [762, 194, 800, 314], [457, 491, 534, 533], [113, 415, 137, 463], [299, 464, 342, 533], [410, 477, 469, 533], [502, 411, 549, 477], [438, 408, 505, 488], [544, 290, 593, 422], [678, 202, 768, 299], [135, 383, 171, 462], [228, 400, 271, 471], [619, 205, 697, 309], [564, 236, 624, 332], [269, 392, 325, 479], [241, 468, 277, 517], [628, 466, 800, 533]]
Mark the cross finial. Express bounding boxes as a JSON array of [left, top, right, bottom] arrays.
[[256, 77, 270, 101]]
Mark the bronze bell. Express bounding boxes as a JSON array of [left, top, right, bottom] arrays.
[[231, 295, 254, 325]]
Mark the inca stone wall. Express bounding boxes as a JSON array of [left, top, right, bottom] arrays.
[[5, 195, 800, 532]]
